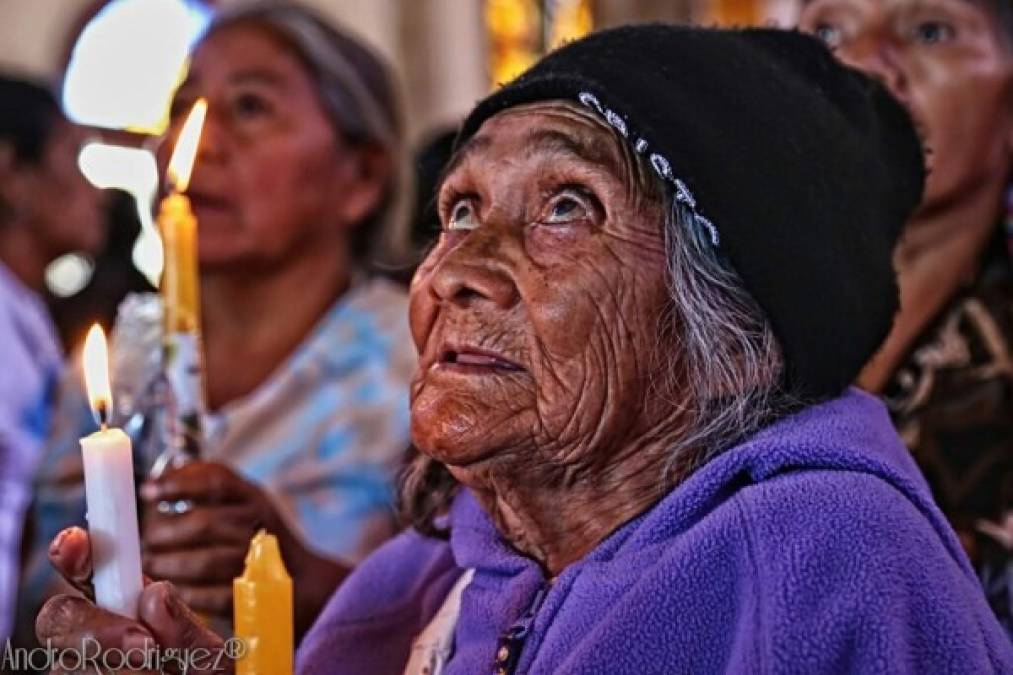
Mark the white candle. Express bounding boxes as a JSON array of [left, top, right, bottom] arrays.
[[81, 325, 144, 619]]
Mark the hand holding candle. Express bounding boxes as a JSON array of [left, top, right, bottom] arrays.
[[81, 324, 144, 619], [39, 526, 229, 668]]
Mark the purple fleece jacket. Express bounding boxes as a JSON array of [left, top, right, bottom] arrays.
[[298, 389, 1013, 673]]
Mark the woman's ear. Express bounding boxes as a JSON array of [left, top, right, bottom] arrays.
[[335, 143, 392, 228]]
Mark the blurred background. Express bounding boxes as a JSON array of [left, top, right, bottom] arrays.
[[0, 0, 802, 314]]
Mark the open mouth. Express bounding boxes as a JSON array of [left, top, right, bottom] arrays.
[[438, 346, 522, 372]]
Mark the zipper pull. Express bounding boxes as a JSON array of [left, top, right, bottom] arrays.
[[493, 585, 548, 675]]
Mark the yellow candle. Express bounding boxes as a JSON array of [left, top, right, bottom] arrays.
[[234, 531, 293, 675], [154, 99, 208, 469], [158, 192, 199, 333], [159, 98, 206, 335]]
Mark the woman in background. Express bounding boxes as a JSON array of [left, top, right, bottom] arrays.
[[20, 2, 415, 642], [800, 0, 1013, 632]]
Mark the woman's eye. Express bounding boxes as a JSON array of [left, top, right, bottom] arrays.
[[545, 197, 582, 223], [542, 192, 591, 225], [234, 92, 271, 119], [814, 23, 843, 49], [912, 21, 954, 45], [446, 199, 479, 231]]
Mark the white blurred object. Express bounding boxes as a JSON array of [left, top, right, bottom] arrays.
[[44, 253, 94, 297], [78, 142, 159, 194], [132, 227, 164, 289], [78, 142, 163, 286], [62, 0, 211, 134]]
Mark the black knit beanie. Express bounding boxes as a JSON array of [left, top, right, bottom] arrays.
[[458, 25, 925, 402]]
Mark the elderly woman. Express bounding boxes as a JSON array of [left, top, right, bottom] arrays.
[[21, 2, 413, 642], [37, 25, 1013, 673]]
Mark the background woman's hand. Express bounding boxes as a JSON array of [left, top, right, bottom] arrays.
[[139, 462, 282, 619], [36, 526, 229, 674], [140, 461, 350, 638]]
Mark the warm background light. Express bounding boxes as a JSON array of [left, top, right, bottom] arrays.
[[77, 142, 163, 286], [166, 98, 207, 193], [41, 0, 210, 297], [44, 254, 96, 298], [62, 0, 211, 135], [45, 142, 164, 296], [83, 324, 113, 420], [79, 142, 160, 197]]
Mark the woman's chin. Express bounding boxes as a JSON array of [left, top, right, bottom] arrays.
[[411, 406, 510, 469], [411, 421, 494, 467]]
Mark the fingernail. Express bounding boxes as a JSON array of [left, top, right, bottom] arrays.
[[48, 529, 69, 557], [140, 482, 157, 500]]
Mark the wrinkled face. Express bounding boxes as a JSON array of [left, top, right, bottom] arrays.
[[800, 0, 1013, 208], [160, 23, 381, 271], [26, 121, 105, 258], [408, 103, 676, 485]]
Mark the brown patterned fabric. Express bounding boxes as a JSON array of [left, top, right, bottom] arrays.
[[883, 233, 1013, 633], [884, 238, 1013, 533]]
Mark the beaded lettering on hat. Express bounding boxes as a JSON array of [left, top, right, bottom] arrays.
[[577, 91, 721, 247]]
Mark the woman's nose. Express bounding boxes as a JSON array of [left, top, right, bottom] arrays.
[[836, 37, 909, 107], [428, 232, 519, 310]]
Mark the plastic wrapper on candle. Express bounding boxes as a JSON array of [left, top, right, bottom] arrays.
[[233, 531, 293, 675], [80, 428, 144, 619]]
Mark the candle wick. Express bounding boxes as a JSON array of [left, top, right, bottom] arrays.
[[95, 400, 110, 431]]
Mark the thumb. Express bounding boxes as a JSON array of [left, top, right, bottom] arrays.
[[138, 581, 233, 674]]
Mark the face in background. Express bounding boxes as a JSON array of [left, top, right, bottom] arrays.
[[160, 22, 387, 273], [0, 120, 105, 259], [408, 103, 679, 488], [800, 0, 1013, 211]]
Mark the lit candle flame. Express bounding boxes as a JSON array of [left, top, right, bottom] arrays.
[[83, 323, 113, 428], [166, 98, 207, 193]]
